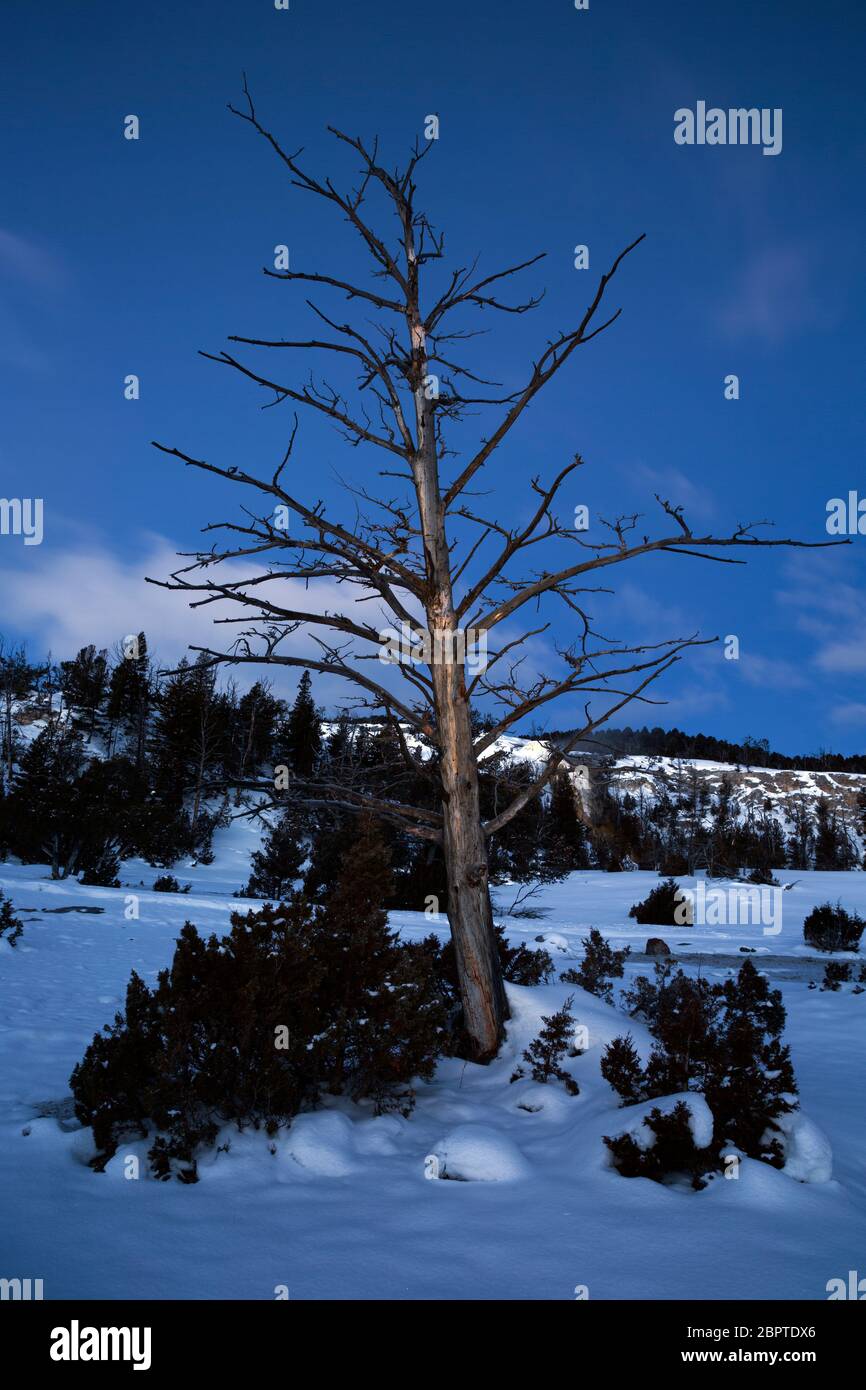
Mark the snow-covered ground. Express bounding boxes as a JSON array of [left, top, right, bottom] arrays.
[[2, 820, 865, 1301]]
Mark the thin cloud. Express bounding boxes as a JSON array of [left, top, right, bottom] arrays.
[[0, 534, 390, 703], [814, 641, 866, 675], [0, 228, 67, 290], [717, 243, 826, 345], [736, 651, 810, 691], [830, 702, 866, 727], [0, 227, 68, 371], [629, 464, 716, 522], [774, 550, 866, 672]]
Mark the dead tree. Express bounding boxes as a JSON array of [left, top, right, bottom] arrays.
[[150, 85, 844, 1060]]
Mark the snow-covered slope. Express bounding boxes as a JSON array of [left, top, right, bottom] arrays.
[[479, 735, 866, 856], [2, 830, 865, 1301]]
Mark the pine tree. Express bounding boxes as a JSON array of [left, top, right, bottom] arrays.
[[7, 724, 87, 876], [600, 1034, 644, 1103], [234, 681, 283, 780], [706, 774, 737, 877], [803, 901, 865, 952], [704, 958, 797, 1165], [561, 927, 630, 1003], [70, 821, 449, 1177], [786, 801, 815, 869], [284, 671, 321, 778], [541, 770, 591, 873], [325, 712, 353, 770], [148, 656, 226, 857], [821, 960, 852, 991], [303, 811, 357, 901], [604, 1100, 712, 1189], [59, 645, 109, 736], [106, 633, 151, 767], [0, 641, 42, 792], [611, 957, 799, 1174], [814, 797, 855, 870], [243, 809, 305, 899], [310, 814, 444, 1108], [624, 959, 720, 1096], [8, 729, 141, 882], [483, 754, 549, 882], [510, 996, 580, 1094], [0, 890, 23, 945], [629, 877, 689, 927]]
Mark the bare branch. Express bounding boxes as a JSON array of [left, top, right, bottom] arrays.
[[443, 235, 646, 507], [483, 653, 685, 836]]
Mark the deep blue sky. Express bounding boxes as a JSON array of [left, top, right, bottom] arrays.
[[1, 0, 864, 754]]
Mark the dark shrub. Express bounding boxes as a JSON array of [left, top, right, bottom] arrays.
[[803, 901, 865, 953], [0, 891, 23, 946], [561, 927, 630, 1003], [822, 961, 852, 992], [629, 877, 690, 927], [70, 817, 448, 1179], [497, 929, 555, 986], [78, 846, 121, 888], [605, 1101, 713, 1189], [604, 958, 798, 1181], [745, 865, 780, 887], [623, 958, 718, 1094], [510, 996, 580, 1094], [600, 1034, 644, 1105], [153, 874, 188, 893], [704, 959, 797, 1166]]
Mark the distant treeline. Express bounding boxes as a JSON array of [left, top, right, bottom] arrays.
[[547, 726, 866, 774], [2, 632, 863, 894]]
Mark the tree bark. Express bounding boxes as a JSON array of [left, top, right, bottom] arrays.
[[408, 256, 508, 1060], [435, 657, 509, 1059]]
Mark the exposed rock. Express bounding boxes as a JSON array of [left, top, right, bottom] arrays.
[[645, 937, 671, 956]]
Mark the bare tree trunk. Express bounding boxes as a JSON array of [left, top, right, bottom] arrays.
[[3, 687, 12, 791], [435, 664, 508, 1058], [410, 265, 508, 1058], [192, 715, 208, 831], [239, 704, 256, 782], [422, 571, 507, 1059]]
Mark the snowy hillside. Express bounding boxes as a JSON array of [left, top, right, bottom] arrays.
[[607, 753, 866, 844], [491, 737, 866, 843]]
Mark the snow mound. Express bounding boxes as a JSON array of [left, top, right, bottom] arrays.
[[605, 1093, 714, 1153], [284, 1111, 358, 1177], [430, 1124, 530, 1181], [353, 1114, 404, 1156], [535, 932, 572, 955], [772, 1109, 833, 1183]]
